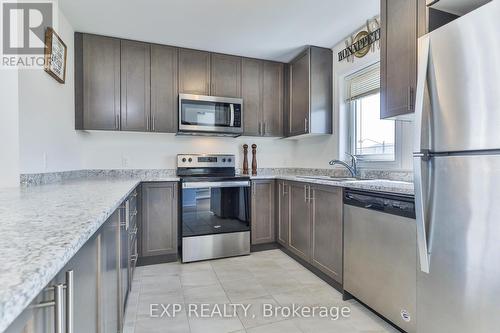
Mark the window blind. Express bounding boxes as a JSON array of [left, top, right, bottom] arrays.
[[346, 63, 380, 101]]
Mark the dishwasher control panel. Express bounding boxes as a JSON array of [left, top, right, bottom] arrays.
[[344, 190, 415, 219]]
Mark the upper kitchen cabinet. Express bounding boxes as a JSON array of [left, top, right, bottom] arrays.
[[287, 46, 332, 137], [380, 0, 418, 119], [262, 61, 284, 137], [241, 58, 284, 137], [151, 44, 179, 133], [120, 40, 151, 131], [242, 58, 262, 136], [75, 33, 120, 130], [210, 53, 242, 98], [178, 48, 211, 95]]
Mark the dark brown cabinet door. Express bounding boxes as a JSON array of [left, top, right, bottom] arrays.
[[310, 185, 343, 283], [289, 50, 310, 135], [120, 40, 151, 131], [141, 182, 178, 257], [251, 180, 275, 245], [262, 62, 283, 137], [178, 48, 211, 95], [242, 58, 262, 136], [277, 181, 290, 247], [77, 34, 120, 130], [151, 45, 178, 133], [211, 54, 241, 97], [289, 182, 311, 260], [381, 0, 418, 118]]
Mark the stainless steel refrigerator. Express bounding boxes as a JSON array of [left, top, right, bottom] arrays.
[[414, 1, 500, 332]]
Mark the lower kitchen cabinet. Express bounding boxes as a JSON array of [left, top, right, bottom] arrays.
[[99, 210, 120, 333], [281, 181, 343, 284], [288, 182, 311, 260], [5, 211, 123, 333], [141, 182, 178, 257], [310, 185, 343, 282], [251, 180, 276, 245], [277, 180, 290, 246]]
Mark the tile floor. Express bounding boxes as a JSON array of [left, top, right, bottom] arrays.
[[123, 249, 398, 333]]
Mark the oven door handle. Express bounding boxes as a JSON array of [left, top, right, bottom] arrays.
[[182, 181, 250, 189]]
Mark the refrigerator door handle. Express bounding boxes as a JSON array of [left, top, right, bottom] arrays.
[[414, 35, 432, 274], [414, 35, 431, 153], [414, 155, 431, 274]]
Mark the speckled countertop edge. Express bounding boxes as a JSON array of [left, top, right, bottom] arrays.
[[247, 175, 414, 196]]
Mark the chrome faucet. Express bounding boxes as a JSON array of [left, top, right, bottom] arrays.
[[329, 153, 358, 177]]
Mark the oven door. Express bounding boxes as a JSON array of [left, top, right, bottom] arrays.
[[181, 180, 250, 238], [179, 94, 243, 135]]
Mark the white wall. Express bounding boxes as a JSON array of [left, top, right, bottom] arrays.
[[18, 8, 84, 174], [80, 132, 296, 170], [0, 69, 20, 187]]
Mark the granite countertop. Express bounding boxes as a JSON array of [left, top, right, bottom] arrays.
[[249, 175, 414, 196], [0, 177, 179, 332]]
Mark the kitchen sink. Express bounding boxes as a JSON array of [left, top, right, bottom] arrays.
[[296, 176, 358, 182]]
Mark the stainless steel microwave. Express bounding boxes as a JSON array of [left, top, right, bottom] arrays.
[[178, 94, 243, 136]]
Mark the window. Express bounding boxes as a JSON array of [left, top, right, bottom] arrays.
[[347, 63, 395, 162]]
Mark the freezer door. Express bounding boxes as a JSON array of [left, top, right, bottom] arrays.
[[418, 154, 500, 332], [419, 1, 500, 153]]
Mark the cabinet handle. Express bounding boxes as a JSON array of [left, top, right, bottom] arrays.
[[304, 185, 308, 203], [304, 118, 308, 132], [32, 270, 73, 333], [152, 114, 156, 131], [115, 114, 120, 130], [258, 122, 262, 136], [65, 270, 74, 333], [309, 187, 314, 202], [407, 86, 414, 111], [146, 115, 150, 131], [262, 122, 266, 136]]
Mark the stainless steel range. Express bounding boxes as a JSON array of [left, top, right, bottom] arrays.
[[177, 154, 250, 262]]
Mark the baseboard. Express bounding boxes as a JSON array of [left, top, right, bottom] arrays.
[[251, 242, 280, 252], [279, 246, 343, 294], [137, 253, 178, 266]]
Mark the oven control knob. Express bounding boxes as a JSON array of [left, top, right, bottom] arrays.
[[222, 158, 226, 163], [228, 158, 232, 163], [182, 158, 186, 163], [188, 158, 192, 162]]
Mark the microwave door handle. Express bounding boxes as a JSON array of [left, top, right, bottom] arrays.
[[230, 104, 235, 127]]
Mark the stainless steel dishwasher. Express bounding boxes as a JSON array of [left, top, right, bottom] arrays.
[[343, 189, 416, 333]]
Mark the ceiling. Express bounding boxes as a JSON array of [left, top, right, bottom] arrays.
[[430, 0, 491, 16], [59, 0, 379, 62]]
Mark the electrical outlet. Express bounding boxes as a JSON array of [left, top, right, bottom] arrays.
[[121, 155, 129, 167]]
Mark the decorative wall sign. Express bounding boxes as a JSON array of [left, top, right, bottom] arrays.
[[44, 27, 67, 83], [338, 17, 380, 63]]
